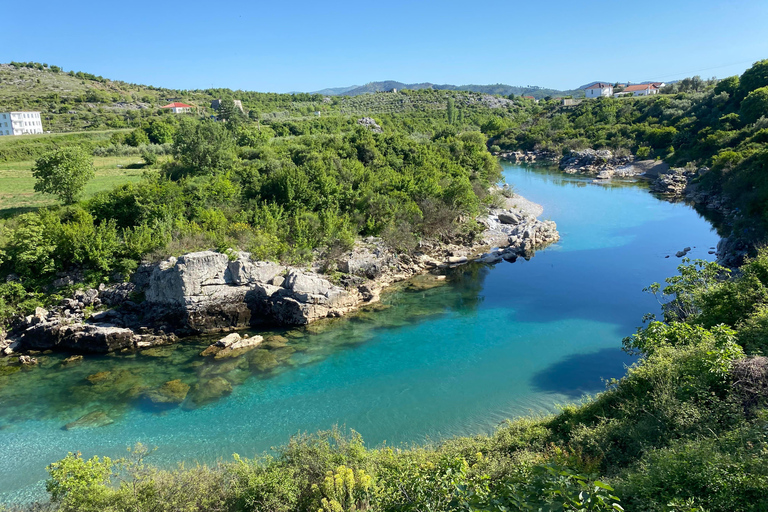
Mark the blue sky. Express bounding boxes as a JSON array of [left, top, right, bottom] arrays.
[[3, 0, 767, 92]]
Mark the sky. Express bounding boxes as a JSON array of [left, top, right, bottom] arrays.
[[2, 0, 767, 93]]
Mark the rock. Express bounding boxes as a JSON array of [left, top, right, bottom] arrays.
[[216, 333, 242, 348], [188, 377, 233, 407], [357, 117, 382, 133], [203, 333, 264, 358], [87, 371, 113, 384], [200, 344, 223, 357], [214, 335, 264, 359], [62, 355, 84, 366], [559, 149, 633, 176], [20, 322, 135, 353], [497, 211, 522, 225], [226, 259, 284, 286], [64, 411, 114, 430], [650, 167, 696, 196], [339, 241, 396, 279], [675, 251, 687, 258], [447, 256, 468, 264], [143, 379, 190, 405], [18, 355, 37, 365]]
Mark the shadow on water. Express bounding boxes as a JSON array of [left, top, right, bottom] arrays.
[[530, 347, 636, 398]]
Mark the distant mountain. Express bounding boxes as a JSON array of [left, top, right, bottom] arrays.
[[311, 85, 360, 96], [312, 81, 584, 99]]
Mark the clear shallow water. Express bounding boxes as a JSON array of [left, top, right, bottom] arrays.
[[0, 164, 721, 503]]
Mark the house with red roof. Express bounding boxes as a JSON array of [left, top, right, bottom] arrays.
[[161, 102, 193, 114], [616, 83, 661, 97], [585, 82, 614, 98]]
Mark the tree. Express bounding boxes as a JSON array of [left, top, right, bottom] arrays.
[[218, 98, 243, 129], [172, 118, 234, 175], [33, 146, 95, 204], [740, 86, 768, 124], [738, 59, 768, 99], [446, 97, 456, 125]]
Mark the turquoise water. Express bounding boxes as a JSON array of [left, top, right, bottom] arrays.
[[0, 164, 720, 503]]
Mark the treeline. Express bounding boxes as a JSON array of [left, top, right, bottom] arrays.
[[0, 115, 501, 322], [29, 253, 768, 512]]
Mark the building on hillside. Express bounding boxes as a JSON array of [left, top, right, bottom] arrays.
[[562, 98, 583, 107], [584, 83, 614, 98], [161, 102, 193, 114], [615, 84, 661, 97], [211, 99, 244, 113], [0, 111, 44, 136]]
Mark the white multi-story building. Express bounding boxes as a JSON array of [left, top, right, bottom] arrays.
[[0, 111, 44, 136], [584, 83, 614, 98]]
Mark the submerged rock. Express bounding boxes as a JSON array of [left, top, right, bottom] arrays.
[[188, 377, 233, 407], [87, 371, 113, 384], [64, 411, 114, 430], [62, 355, 84, 366], [143, 379, 190, 405]]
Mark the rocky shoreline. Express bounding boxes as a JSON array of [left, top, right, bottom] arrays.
[[497, 148, 753, 267], [0, 197, 559, 359]]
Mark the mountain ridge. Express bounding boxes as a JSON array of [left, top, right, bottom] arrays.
[[311, 80, 584, 99]]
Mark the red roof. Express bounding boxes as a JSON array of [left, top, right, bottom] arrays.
[[623, 84, 659, 92], [161, 102, 192, 108]]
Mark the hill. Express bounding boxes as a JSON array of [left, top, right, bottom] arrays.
[[314, 80, 584, 99]]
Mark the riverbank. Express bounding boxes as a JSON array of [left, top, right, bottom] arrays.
[[499, 149, 754, 266], [0, 195, 559, 359]]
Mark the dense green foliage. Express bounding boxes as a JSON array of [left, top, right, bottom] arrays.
[[0, 113, 501, 321]]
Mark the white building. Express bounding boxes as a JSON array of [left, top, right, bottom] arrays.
[[0, 111, 44, 136], [621, 84, 661, 96], [161, 102, 193, 114], [584, 83, 614, 98]]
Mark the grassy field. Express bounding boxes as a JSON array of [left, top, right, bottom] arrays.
[[0, 155, 148, 216], [0, 129, 130, 162]]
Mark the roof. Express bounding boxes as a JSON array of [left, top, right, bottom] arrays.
[[623, 84, 659, 92], [161, 102, 192, 108], [585, 82, 613, 90]]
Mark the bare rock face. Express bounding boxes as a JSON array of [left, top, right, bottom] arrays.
[[339, 240, 397, 279], [249, 270, 361, 326], [19, 322, 134, 353], [143, 251, 360, 331], [560, 149, 634, 176], [651, 167, 696, 196]]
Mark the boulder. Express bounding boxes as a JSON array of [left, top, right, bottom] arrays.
[[497, 211, 522, 225], [143, 379, 190, 405], [64, 411, 114, 430], [18, 355, 37, 365], [188, 377, 233, 407], [20, 322, 134, 353]]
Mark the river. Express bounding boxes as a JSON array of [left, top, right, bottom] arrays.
[[0, 163, 721, 503]]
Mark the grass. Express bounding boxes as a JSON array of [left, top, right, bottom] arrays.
[[0, 129, 130, 162], [0, 156, 147, 215]]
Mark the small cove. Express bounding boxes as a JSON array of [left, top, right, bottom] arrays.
[[0, 163, 721, 503]]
